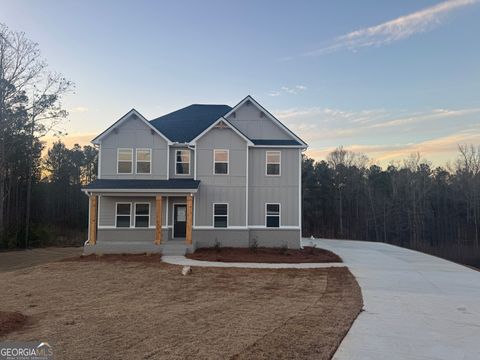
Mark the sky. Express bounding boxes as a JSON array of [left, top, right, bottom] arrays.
[[1, 0, 479, 167]]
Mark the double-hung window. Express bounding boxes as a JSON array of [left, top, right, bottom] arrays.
[[213, 203, 228, 228], [116, 203, 131, 227], [266, 151, 281, 176], [266, 203, 280, 228], [135, 203, 150, 228], [175, 149, 190, 175], [117, 149, 133, 174], [214, 149, 229, 175], [136, 149, 151, 174]]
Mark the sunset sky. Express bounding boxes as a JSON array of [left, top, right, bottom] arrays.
[[2, 0, 479, 166]]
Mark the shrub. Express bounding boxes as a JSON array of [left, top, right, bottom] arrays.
[[279, 242, 288, 255], [213, 238, 221, 253], [249, 236, 259, 253]]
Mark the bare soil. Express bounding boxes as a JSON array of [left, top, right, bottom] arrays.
[[0, 311, 28, 337], [0, 247, 82, 272], [187, 246, 342, 263], [0, 256, 361, 360]]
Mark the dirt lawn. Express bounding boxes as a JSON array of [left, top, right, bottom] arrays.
[[0, 257, 362, 360], [0, 247, 82, 272]]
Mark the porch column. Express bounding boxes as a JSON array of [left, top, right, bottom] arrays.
[[155, 195, 163, 245], [89, 195, 98, 245], [186, 194, 193, 245]]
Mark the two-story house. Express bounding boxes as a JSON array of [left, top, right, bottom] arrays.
[[83, 95, 307, 254]]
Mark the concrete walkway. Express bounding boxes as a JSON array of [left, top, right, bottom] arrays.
[[161, 255, 345, 268], [315, 239, 480, 360]]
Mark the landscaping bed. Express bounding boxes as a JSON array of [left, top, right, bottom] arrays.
[[187, 246, 342, 263], [0, 257, 361, 359]]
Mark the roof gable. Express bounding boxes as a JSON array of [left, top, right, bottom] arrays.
[[189, 117, 253, 146], [225, 96, 307, 147], [149, 104, 232, 143], [92, 109, 171, 145]]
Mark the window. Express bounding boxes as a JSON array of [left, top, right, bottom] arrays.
[[213, 203, 228, 228], [117, 149, 133, 174], [135, 203, 150, 228], [266, 203, 280, 228], [214, 149, 229, 174], [266, 151, 281, 176], [175, 149, 190, 175], [116, 203, 131, 227], [136, 149, 151, 174]]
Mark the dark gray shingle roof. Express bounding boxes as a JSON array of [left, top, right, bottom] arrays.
[[150, 104, 232, 143], [84, 179, 200, 190]]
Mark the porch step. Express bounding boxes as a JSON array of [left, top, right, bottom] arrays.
[[161, 241, 187, 256]]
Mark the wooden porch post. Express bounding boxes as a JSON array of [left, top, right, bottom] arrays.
[[89, 195, 98, 245], [155, 195, 163, 245], [186, 194, 193, 245]]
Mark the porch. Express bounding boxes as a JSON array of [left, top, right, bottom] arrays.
[[82, 179, 199, 255]]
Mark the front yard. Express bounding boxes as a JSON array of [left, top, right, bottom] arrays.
[[0, 256, 362, 359]]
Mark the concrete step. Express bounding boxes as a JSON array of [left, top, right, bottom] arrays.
[[161, 241, 187, 256]]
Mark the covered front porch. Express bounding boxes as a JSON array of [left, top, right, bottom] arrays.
[[82, 179, 199, 255]]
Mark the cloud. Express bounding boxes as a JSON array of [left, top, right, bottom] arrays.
[[274, 106, 480, 143], [268, 85, 307, 96], [304, 127, 480, 166], [301, 0, 478, 56], [69, 106, 89, 113]]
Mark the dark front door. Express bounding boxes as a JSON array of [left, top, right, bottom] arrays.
[[173, 204, 187, 238]]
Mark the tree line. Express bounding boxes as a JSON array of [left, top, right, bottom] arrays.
[[302, 146, 480, 267], [0, 22, 97, 248]]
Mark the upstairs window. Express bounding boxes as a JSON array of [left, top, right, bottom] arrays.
[[213, 203, 228, 228], [266, 203, 280, 228], [214, 149, 229, 175], [266, 151, 281, 176], [116, 203, 131, 227], [175, 149, 191, 175], [135, 203, 150, 228], [117, 148, 133, 174], [136, 149, 151, 174]]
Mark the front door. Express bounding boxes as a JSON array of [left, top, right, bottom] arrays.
[[173, 204, 187, 238]]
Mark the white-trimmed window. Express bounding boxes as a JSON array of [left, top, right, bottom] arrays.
[[214, 149, 229, 175], [175, 149, 190, 175], [116, 203, 131, 227], [266, 151, 281, 176], [117, 148, 133, 174], [136, 149, 151, 174], [135, 203, 150, 228], [265, 203, 280, 228], [213, 203, 228, 228]]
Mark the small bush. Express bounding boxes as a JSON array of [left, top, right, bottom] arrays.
[[279, 243, 288, 255], [213, 238, 221, 253], [249, 236, 259, 253]]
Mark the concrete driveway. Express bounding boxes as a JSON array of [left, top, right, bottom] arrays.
[[306, 238, 480, 360]]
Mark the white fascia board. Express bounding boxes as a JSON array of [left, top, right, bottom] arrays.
[[81, 188, 199, 194], [188, 117, 254, 146], [91, 109, 172, 145], [224, 95, 308, 148]]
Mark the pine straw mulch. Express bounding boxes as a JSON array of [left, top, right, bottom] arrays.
[[0, 256, 362, 359], [187, 246, 342, 263]]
